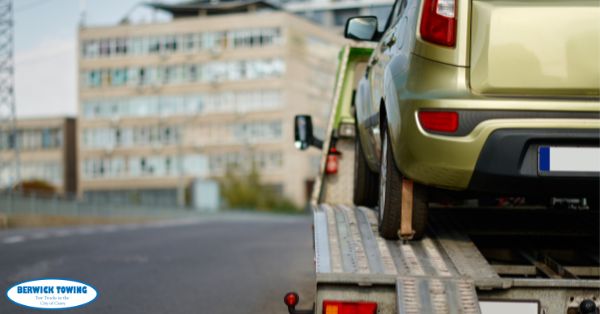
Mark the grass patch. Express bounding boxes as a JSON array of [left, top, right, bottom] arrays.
[[220, 165, 300, 213]]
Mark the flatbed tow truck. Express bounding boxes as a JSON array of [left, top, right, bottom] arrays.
[[285, 45, 600, 314]]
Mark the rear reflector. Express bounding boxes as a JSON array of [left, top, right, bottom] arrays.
[[418, 111, 459, 133], [420, 0, 456, 46], [323, 300, 377, 314]]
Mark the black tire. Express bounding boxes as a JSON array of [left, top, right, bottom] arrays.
[[353, 133, 379, 207], [377, 127, 428, 240]]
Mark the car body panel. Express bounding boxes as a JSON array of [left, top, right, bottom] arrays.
[[358, 0, 424, 172], [470, 0, 600, 97]]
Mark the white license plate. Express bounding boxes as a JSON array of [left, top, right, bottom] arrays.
[[480, 301, 539, 314], [538, 146, 600, 173]]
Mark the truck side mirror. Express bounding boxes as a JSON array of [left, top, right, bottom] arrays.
[[345, 16, 379, 41], [294, 115, 323, 150]]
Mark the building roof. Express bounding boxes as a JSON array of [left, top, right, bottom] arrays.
[[145, 0, 281, 18]]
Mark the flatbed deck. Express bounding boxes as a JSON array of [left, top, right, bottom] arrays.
[[312, 204, 600, 314]]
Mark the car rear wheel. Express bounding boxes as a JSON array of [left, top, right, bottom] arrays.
[[353, 132, 378, 207], [378, 127, 428, 240]]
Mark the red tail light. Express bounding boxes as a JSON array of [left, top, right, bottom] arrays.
[[418, 111, 459, 133], [420, 0, 456, 47], [284, 292, 299, 308], [326, 147, 340, 175], [323, 300, 377, 314]]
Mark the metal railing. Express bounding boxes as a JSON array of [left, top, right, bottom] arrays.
[[0, 191, 200, 219]]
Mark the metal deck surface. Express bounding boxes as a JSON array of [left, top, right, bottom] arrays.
[[313, 204, 600, 314], [314, 204, 485, 313], [314, 204, 499, 281]]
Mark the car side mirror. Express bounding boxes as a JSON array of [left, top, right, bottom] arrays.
[[294, 115, 323, 150], [345, 16, 379, 41]]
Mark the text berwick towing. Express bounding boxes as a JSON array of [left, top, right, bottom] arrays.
[[17, 286, 88, 294]]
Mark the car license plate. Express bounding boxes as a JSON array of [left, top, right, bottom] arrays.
[[538, 146, 600, 173], [480, 301, 539, 314]]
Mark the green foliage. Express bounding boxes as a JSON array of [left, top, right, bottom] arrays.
[[14, 179, 57, 196], [219, 164, 299, 213]]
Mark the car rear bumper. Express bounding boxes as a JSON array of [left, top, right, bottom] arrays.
[[391, 103, 600, 195], [468, 129, 600, 196]]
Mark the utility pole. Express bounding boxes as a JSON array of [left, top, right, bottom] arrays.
[[0, 0, 18, 191]]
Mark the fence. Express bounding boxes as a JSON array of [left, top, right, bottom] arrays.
[[0, 192, 200, 219]]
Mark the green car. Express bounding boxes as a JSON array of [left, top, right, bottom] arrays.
[[346, 0, 600, 239]]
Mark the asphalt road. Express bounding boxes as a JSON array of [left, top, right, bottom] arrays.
[[0, 213, 315, 313]]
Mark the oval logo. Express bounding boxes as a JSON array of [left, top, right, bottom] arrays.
[[6, 279, 97, 310]]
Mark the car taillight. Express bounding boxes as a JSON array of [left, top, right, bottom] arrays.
[[418, 111, 459, 133], [323, 300, 377, 314], [420, 0, 456, 47]]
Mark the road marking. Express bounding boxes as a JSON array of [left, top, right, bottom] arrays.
[[76, 228, 96, 235], [31, 233, 49, 240], [3, 236, 25, 244], [122, 224, 140, 231], [100, 226, 118, 233], [53, 230, 72, 237]]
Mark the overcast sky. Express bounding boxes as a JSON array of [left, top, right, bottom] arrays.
[[15, 0, 175, 117]]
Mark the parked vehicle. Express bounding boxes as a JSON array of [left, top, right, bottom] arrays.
[[345, 0, 600, 239]]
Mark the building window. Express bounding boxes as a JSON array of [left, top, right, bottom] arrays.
[[81, 28, 283, 59], [83, 59, 285, 88], [86, 71, 101, 87], [82, 154, 206, 179], [115, 38, 127, 55], [111, 68, 128, 86], [82, 90, 283, 120]]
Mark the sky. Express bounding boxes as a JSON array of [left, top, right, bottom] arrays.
[[14, 0, 175, 117]]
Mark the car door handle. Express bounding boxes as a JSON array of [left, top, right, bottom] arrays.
[[385, 36, 397, 48], [370, 57, 379, 66]]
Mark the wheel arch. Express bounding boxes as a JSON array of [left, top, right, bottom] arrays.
[[379, 90, 404, 177]]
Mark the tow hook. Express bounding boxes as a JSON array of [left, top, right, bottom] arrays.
[[284, 292, 314, 314]]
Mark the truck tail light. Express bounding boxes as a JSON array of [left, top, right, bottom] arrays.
[[420, 0, 456, 47], [284, 292, 299, 308], [323, 300, 377, 314], [418, 111, 459, 133]]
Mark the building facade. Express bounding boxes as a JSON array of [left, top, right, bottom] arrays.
[[284, 0, 394, 30], [0, 117, 77, 195], [78, 4, 345, 207]]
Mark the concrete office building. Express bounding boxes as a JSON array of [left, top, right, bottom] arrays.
[[0, 117, 77, 195], [78, 0, 346, 207]]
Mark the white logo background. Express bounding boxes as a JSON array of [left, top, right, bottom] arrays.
[[6, 279, 98, 309]]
